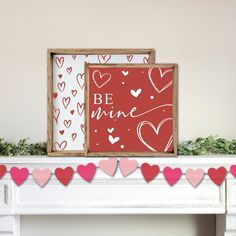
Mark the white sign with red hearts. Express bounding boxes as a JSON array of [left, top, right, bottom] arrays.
[[52, 54, 150, 151]]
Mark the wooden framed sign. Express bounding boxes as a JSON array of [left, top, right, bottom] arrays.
[[47, 49, 155, 156], [85, 64, 178, 156]]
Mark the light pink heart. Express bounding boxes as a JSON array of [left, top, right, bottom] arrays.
[[163, 167, 182, 186], [32, 168, 51, 187], [99, 158, 117, 177], [230, 165, 236, 178], [120, 158, 138, 177], [77, 163, 96, 183], [186, 168, 204, 188], [10, 167, 29, 186]]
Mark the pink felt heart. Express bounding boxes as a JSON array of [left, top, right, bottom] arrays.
[[120, 158, 138, 177], [230, 165, 236, 178], [99, 158, 117, 177], [77, 163, 96, 183], [32, 168, 51, 187], [186, 168, 204, 188], [10, 167, 29, 186], [163, 167, 182, 186]]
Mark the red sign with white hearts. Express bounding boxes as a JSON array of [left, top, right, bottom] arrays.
[[86, 64, 177, 156]]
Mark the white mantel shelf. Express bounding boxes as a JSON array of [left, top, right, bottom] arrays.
[[0, 156, 236, 236]]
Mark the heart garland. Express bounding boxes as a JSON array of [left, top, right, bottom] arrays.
[[1, 162, 235, 187]]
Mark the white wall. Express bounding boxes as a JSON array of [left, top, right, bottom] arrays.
[[0, 0, 235, 235]]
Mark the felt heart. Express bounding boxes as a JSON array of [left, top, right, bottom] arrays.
[[32, 168, 51, 188], [141, 163, 160, 183], [208, 167, 227, 186], [53, 92, 58, 99], [55, 167, 74, 186], [99, 158, 118, 177], [186, 168, 204, 188], [163, 167, 182, 186], [92, 70, 111, 88], [120, 158, 138, 177], [230, 165, 236, 178], [148, 67, 173, 93], [137, 118, 173, 152], [10, 167, 29, 186], [0, 164, 7, 179], [77, 163, 96, 183]]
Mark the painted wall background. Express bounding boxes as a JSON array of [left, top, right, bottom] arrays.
[[0, 0, 235, 235]]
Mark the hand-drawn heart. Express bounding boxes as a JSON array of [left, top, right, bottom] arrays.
[[70, 110, 74, 115], [208, 167, 227, 186], [58, 74, 63, 79], [137, 118, 173, 152], [230, 165, 236, 178], [148, 67, 173, 93], [143, 57, 149, 64], [107, 128, 114, 133], [77, 163, 96, 183], [64, 119, 72, 128], [80, 124, 85, 134], [163, 167, 182, 186], [72, 55, 77, 60], [32, 168, 51, 188], [122, 70, 129, 76], [53, 106, 60, 124], [59, 130, 64, 135], [77, 102, 85, 116], [55, 57, 64, 68], [10, 167, 29, 186], [186, 168, 204, 188], [127, 55, 133, 62], [120, 158, 138, 177], [98, 55, 111, 64], [99, 158, 118, 177], [66, 67, 72, 75], [71, 89, 77, 97], [57, 82, 66, 92], [72, 133, 77, 141], [108, 135, 120, 144], [53, 92, 58, 99], [54, 141, 67, 150], [62, 97, 71, 109], [130, 88, 142, 98], [0, 164, 7, 179], [76, 73, 85, 89], [92, 70, 111, 88], [55, 167, 74, 186], [141, 163, 160, 182]]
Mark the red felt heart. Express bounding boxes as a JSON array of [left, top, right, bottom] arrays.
[[53, 92, 58, 99], [10, 167, 29, 186], [0, 164, 7, 179], [77, 163, 96, 183], [208, 167, 227, 186], [230, 165, 236, 178], [141, 163, 160, 183], [163, 167, 182, 186], [55, 167, 74, 186]]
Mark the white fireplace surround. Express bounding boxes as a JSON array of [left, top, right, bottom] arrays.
[[0, 156, 236, 236]]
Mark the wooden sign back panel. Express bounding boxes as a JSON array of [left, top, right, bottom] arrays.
[[85, 64, 178, 157], [47, 49, 155, 156]]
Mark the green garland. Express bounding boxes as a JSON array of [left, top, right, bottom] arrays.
[[0, 136, 236, 156]]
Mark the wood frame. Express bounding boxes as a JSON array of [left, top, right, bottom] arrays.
[[85, 63, 178, 157], [47, 49, 155, 157]]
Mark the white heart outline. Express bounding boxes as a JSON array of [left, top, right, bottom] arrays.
[[92, 70, 112, 88], [148, 67, 173, 93], [137, 118, 173, 152]]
